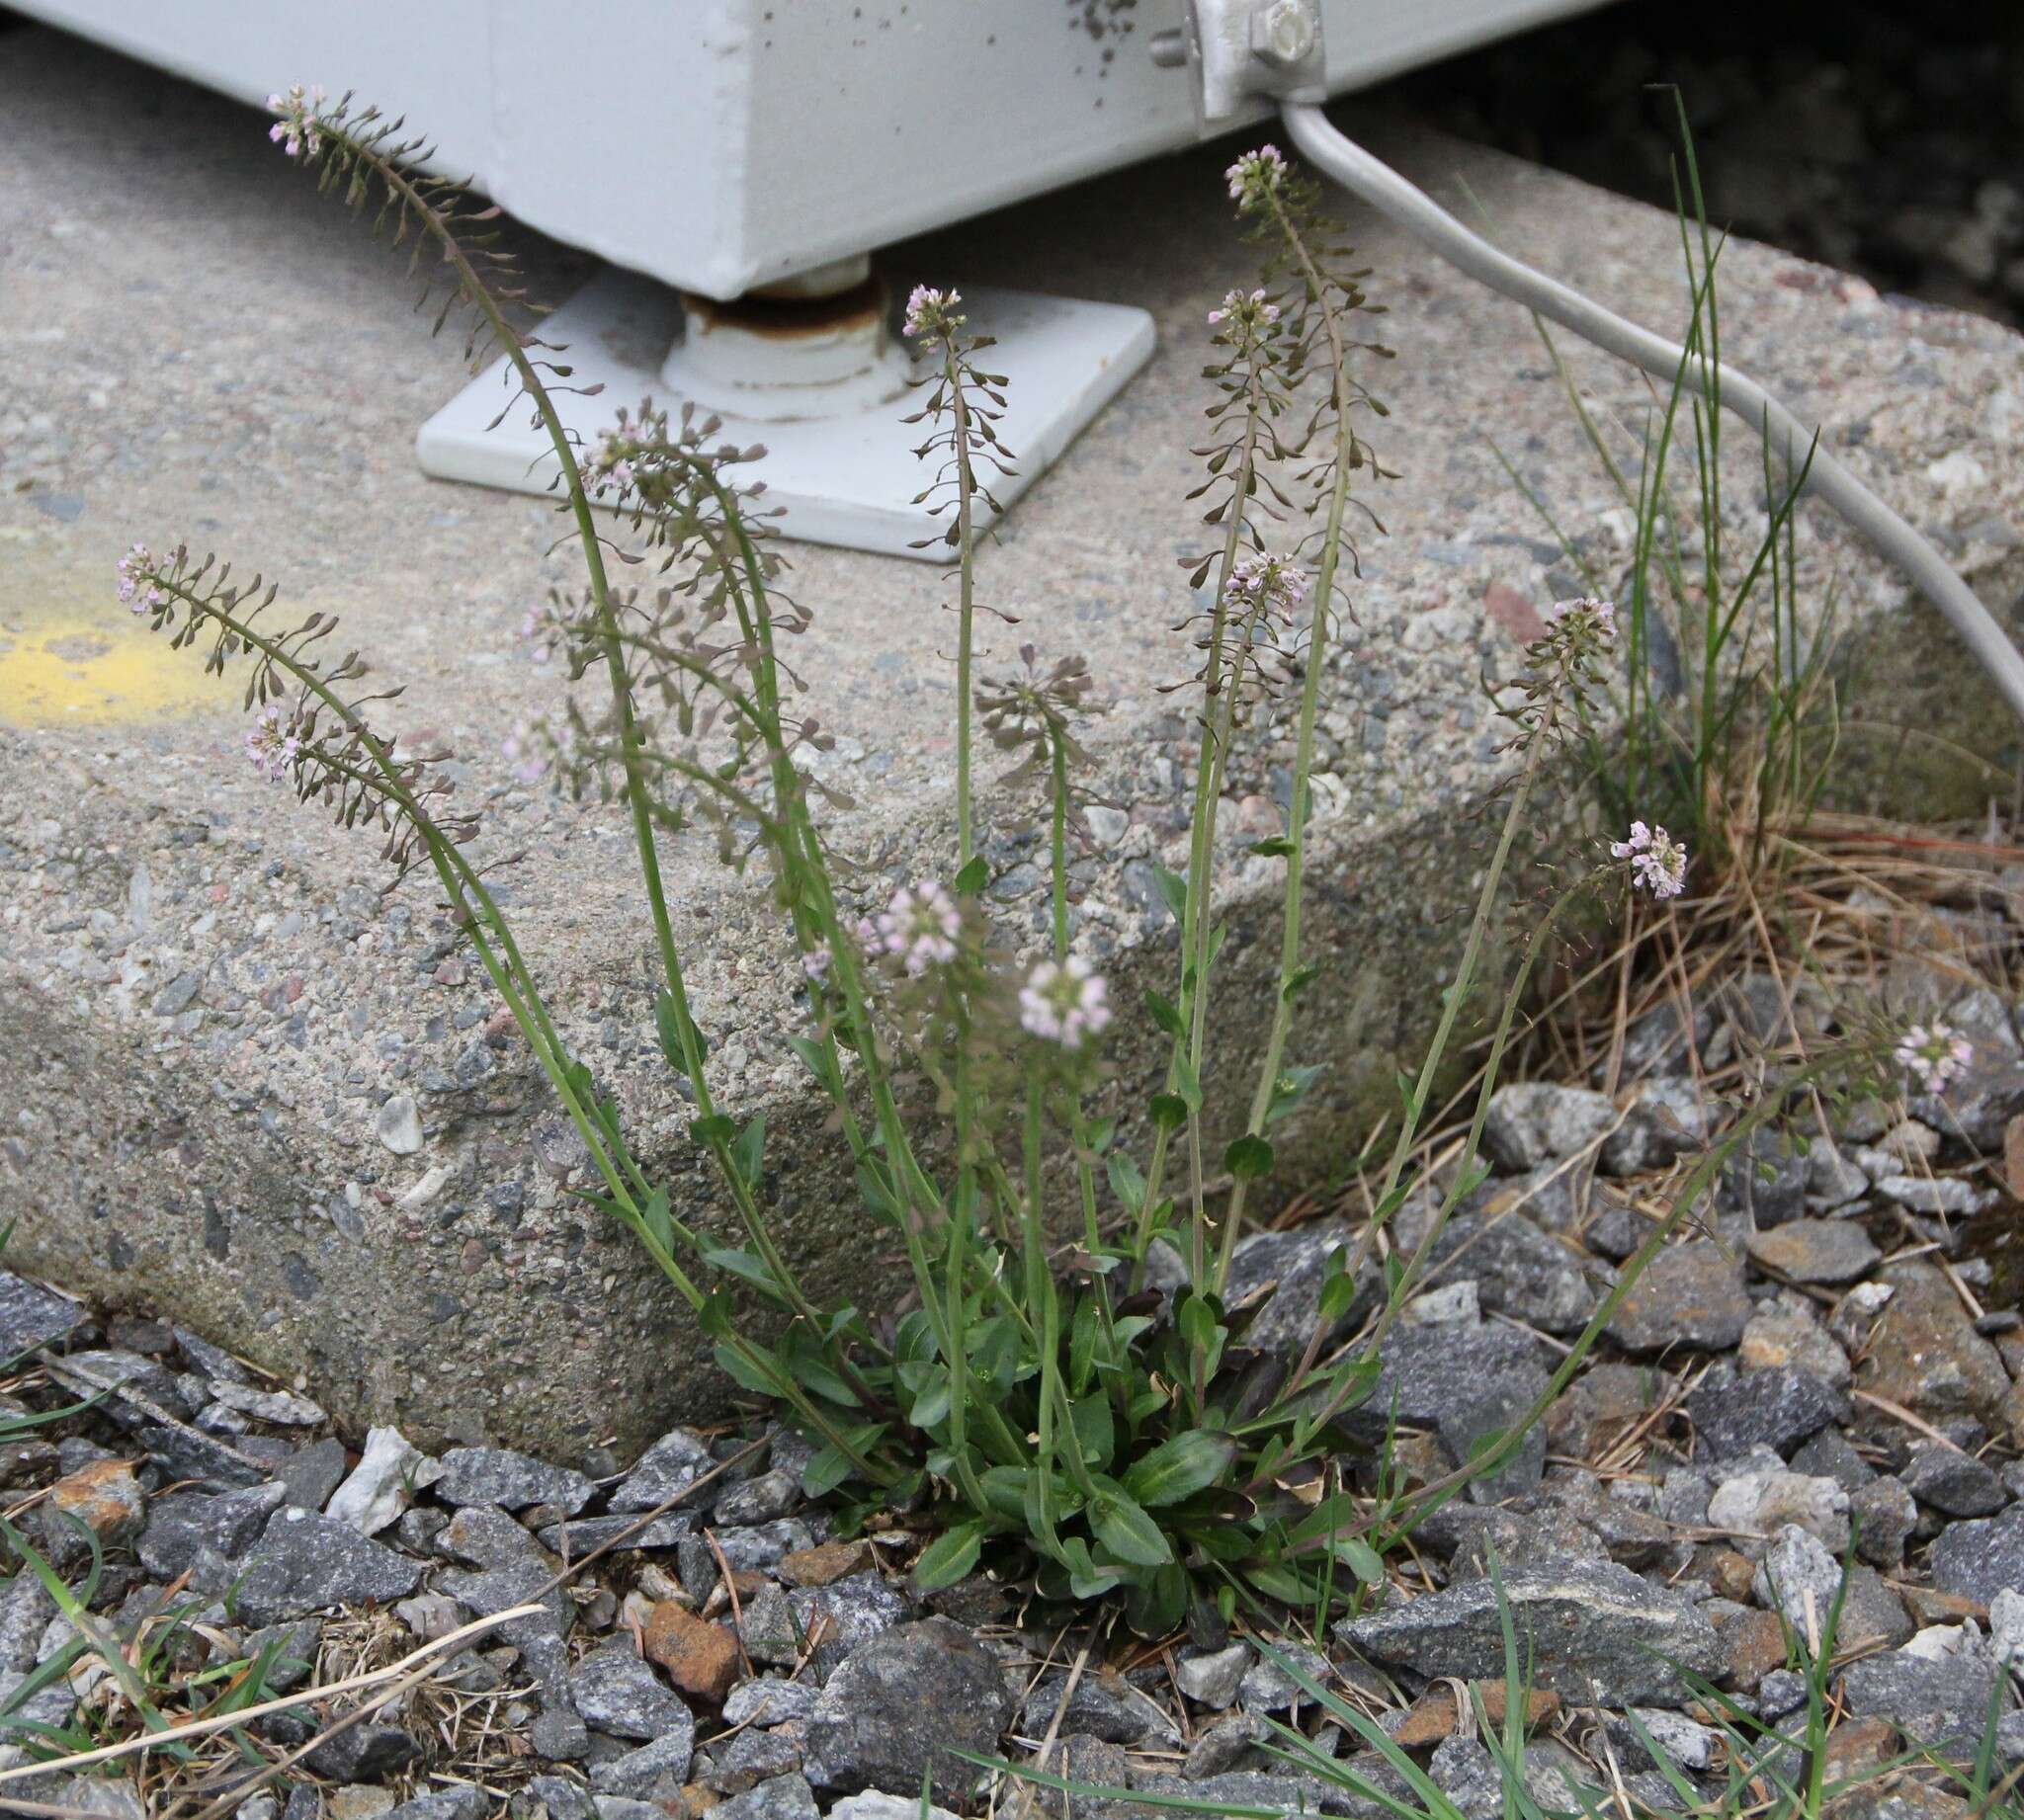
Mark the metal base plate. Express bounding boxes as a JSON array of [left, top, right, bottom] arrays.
[[415, 269, 1156, 559]]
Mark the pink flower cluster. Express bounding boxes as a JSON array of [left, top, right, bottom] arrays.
[[581, 426, 635, 492], [1896, 1021, 1972, 1096], [876, 880, 962, 975], [117, 543, 166, 613], [1019, 955, 1112, 1048], [1225, 551, 1308, 622], [1612, 820, 1688, 899], [244, 703, 299, 782], [1544, 596, 1617, 642], [266, 85, 326, 160], [1207, 287, 1281, 334], [1224, 144, 1288, 209], [901, 286, 964, 340]]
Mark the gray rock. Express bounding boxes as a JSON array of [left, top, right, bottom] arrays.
[[723, 1678, 822, 1728], [532, 1704, 592, 1762], [1601, 1078, 1709, 1177], [1418, 1210, 1603, 1335], [244, 1616, 324, 1692], [567, 1640, 690, 1742], [1607, 1242, 1752, 1353], [1850, 1478, 1919, 1570], [1687, 1365, 1846, 1458], [707, 1777, 819, 1820], [715, 1468, 800, 1526], [380, 1791, 485, 1820], [1856, 1263, 2012, 1430], [1745, 1220, 1881, 1286], [1751, 1525, 1843, 1631], [376, 1094, 425, 1155], [0, 1271, 85, 1358], [610, 1429, 717, 1513], [208, 1380, 327, 1427], [1438, 1374, 1550, 1504], [1236, 1644, 1330, 1713], [520, 1779, 595, 1820], [1337, 1560, 1720, 1705], [1223, 1222, 1376, 1357], [588, 1721, 697, 1798], [700, 1726, 803, 1794], [1789, 1428, 1874, 1493], [275, 1437, 350, 1513], [234, 1506, 424, 1624], [137, 1482, 287, 1579], [1604, 1707, 1720, 1774], [299, 1716, 422, 1781], [785, 1570, 910, 1678], [436, 1447, 593, 1515], [1875, 1175, 1992, 1216], [1835, 1567, 1914, 1652], [1901, 1444, 2009, 1518], [1482, 1083, 1616, 1171], [1707, 1470, 1849, 1549], [326, 1425, 440, 1535], [539, 1515, 693, 1554], [1806, 1145, 1871, 1210], [1717, 1131, 1809, 1228], [803, 1618, 1017, 1798], [1929, 1506, 2024, 1604], [676, 1521, 815, 1599], [1026, 1666, 1180, 1748], [1340, 1320, 1550, 1448], [1427, 1736, 1505, 1820], [1414, 1502, 1608, 1579], [829, 1795, 963, 1820], [1840, 1646, 2001, 1737], [1174, 1642, 1251, 1709], [442, 1505, 547, 1569]]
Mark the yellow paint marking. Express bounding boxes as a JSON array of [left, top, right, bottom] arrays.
[[0, 607, 221, 727]]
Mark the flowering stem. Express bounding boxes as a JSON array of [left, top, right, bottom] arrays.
[[1210, 202, 1357, 1297], [944, 335, 980, 872], [1126, 362, 1267, 1291]]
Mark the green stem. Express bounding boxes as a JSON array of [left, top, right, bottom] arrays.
[[946, 337, 979, 871]]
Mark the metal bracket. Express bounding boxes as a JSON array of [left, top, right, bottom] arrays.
[[1152, 0, 1326, 132]]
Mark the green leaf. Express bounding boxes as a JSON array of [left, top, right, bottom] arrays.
[[1316, 1261, 1361, 1325], [731, 1115, 766, 1191], [654, 990, 708, 1076], [1151, 865, 1189, 925], [1124, 1562, 1191, 1636], [953, 855, 989, 896], [1333, 1535, 1386, 1584], [1068, 1295, 1102, 1397], [1141, 990, 1183, 1038], [1122, 1431, 1238, 1507], [1282, 963, 1318, 1001], [713, 1342, 783, 1398], [1148, 1093, 1188, 1132], [1171, 1052, 1204, 1116], [1087, 1479, 1173, 1567], [700, 1247, 789, 1298], [911, 1520, 985, 1591], [1248, 836, 1293, 858], [640, 1190, 675, 1254], [1106, 1152, 1147, 1216], [801, 1444, 856, 1500], [786, 1034, 838, 1094], [690, 1114, 736, 1148], [1070, 1394, 1116, 1470], [1223, 1133, 1274, 1181]]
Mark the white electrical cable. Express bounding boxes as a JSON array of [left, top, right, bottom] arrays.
[[1282, 102, 2024, 727]]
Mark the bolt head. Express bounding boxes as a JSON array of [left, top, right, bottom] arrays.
[[1250, 0, 1318, 69]]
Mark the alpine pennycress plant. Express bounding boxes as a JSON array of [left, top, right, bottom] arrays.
[[119, 96, 1770, 1633]]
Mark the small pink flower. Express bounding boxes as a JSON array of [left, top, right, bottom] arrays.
[[1544, 596, 1617, 642], [1225, 552, 1307, 622], [902, 286, 964, 340], [801, 943, 832, 983], [1611, 820, 1688, 899], [116, 542, 166, 612], [1896, 1022, 1973, 1096], [1224, 144, 1288, 209], [266, 85, 326, 160], [244, 703, 299, 782], [1207, 287, 1281, 334], [877, 880, 962, 974], [1019, 955, 1112, 1048]]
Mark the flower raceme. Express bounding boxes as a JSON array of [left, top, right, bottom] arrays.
[[1019, 955, 1112, 1048], [877, 881, 963, 976], [1896, 1021, 1973, 1095], [1207, 287, 1281, 339], [117, 544, 166, 613], [901, 286, 964, 341], [1613, 819, 1689, 899], [1224, 144, 1289, 211], [244, 703, 299, 782], [266, 85, 326, 160]]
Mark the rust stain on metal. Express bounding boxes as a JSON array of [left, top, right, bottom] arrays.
[[687, 277, 886, 342]]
